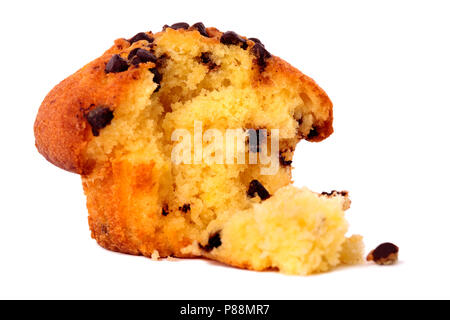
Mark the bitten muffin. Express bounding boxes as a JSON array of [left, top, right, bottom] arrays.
[[34, 22, 363, 275]]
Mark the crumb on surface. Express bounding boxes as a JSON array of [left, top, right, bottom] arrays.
[[151, 250, 160, 260]]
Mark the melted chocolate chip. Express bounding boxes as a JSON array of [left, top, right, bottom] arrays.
[[200, 52, 211, 64], [248, 129, 266, 153], [192, 22, 209, 37], [251, 43, 271, 70], [86, 106, 114, 136], [150, 68, 162, 92], [165, 22, 190, 30], [128, 32, 154, 44], [279, 155, 293, 166], [199, 52, 218, 70], [105, 54, 129, 73], [150, 68, 162, 83], [155, 53, 169, 68], [162, 204, 169, 216], [201, 232, 222, 252], [179, 204, 191, 213], [247, 179, 270, 200], [248, 37, 262, 45], [220, 31, 248, 50], [306, 127, 319, 139]]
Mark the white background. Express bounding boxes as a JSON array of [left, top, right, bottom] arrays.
[[1, 0, 449, 299]]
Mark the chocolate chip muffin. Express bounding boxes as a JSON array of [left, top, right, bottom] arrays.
[[34, 22, 363, 275]]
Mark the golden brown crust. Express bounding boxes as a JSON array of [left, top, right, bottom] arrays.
[[34, 38, 152, 174], [83, 161, 195, 258], [34, 28, 333, 175], [262, 56, 333, 141]]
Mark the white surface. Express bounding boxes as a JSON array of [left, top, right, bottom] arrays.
[[1, 0, 449, 299]]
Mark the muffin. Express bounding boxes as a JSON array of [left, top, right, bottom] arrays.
[[34, 22, 363, 275]]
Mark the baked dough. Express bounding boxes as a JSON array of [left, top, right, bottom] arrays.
[[34, 22, 363, 274]]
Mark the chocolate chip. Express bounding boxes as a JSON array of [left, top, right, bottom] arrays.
[[248, 129, 266, 153], [321, 190, 348, 197], [127, 48, 140, 60], [179, 204, 190, 213], [86, 106, 114, 136], [201, 232, 222, 252], [105, 54, 129, 74], [165, 22, 190, 30], [279, 155, 292, 166], [367, 243, 399, 265], [128, 32, 154, 44], [251, 43, 271, 70], [248, 37, 263, 45], [199, 52, 218, 70], [150, 68, 162, 92], [137, 49, 157, 62], [220, 31, 248, 50], [155, 53, 169, 68], [129, 56, 141, 66], [306, 127, 319, 139], [150, 68, 162, 83], [129, 49, 157, 66], [247, 179, 270, 200], [191, 22, 209, 37], [162, 204, 169, 216], [200, 52, 211, 64]]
